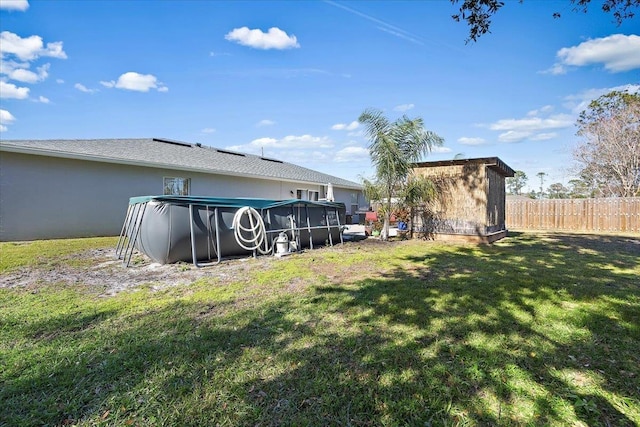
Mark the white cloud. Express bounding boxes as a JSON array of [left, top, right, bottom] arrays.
[[490, 103, 579, 143], [431, 146, 452, 153], [0, 0, 29, 11], [229, 135, 334, 155], [249, 134, 333, 149], [0, 80, 29, 99], [0, 108, 16, 131], [527, 105, 553, 116], [201, 127, 216, 133], [0, 31, 64, 88], [489, 114, 573, 132], [334, 146, 369, 163], [529, 132, 557, 141], [542, 63, 566, 75], [225, 27, 300, 50], [309, 151, 331, 162], [0, 60, 26, 77], [74, 83, 97, 93], [0, 31, 66, 61], [257, 119, 275, 127], [548, 34, 640, 74], [457, 137, 486, 146], [250, 137, 277, 146], [101, 72, 168, 92], [277, 150, 331, 164], [224, 144, 250, 153], [498, 131, 532, 143], [3, 63, 50, 83], [10, 67, 43, 83], [56, 78, 64, 84], [331, 121, 359, 131], [394, 103, 414, 112], [37, 95, 49, 103]]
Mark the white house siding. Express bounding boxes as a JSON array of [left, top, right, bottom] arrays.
[[332, 187, 363, 214], [0, 152, 349, 241]]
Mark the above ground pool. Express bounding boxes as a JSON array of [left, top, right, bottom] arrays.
[[116, 195, 346, 266]]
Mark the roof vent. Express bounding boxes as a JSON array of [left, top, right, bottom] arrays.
[[152, 138, 191, 147], [261, 157, 283, 164], [216, 149, 246, 157]]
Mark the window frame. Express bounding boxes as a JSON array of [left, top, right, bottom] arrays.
[[163, 176, 191, 196], [295, 189, 321, 201]]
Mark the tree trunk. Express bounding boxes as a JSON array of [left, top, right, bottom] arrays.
[[409, 206, 414, 239], [381, 213, 390, 241], [381, 195, 393, 241]]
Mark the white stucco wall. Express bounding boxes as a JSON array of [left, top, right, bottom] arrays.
[[0, 152, 360, 241]]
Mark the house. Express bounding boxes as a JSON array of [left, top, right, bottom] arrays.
[[0, 138, 364, 241], [411, 157, 515, 243]]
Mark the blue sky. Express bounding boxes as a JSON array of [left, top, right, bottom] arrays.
[[1, 0, 638, 192]]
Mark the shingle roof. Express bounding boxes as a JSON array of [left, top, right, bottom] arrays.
[[0, 138, 362, 189]]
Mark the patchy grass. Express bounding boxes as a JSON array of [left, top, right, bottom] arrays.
[[1, 232, 639, 426], [0, 237, 118, 272]]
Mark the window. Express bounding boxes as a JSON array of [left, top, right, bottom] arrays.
[[295, 189, 319, 201], [164, 177, 190, 195]]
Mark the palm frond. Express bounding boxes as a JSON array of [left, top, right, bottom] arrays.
[[358, 108, 444, 240], [358, 108, 390, 143]]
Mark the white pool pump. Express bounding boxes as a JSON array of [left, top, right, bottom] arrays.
[[275, 232, 290, 256]]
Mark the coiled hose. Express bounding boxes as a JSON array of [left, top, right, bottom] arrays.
[[231, 206, 273, 255]]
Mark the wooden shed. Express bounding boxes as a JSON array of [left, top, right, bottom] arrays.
[[411, 157, 515, 243]]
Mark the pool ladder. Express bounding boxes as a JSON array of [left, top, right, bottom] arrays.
[[115, 202, 147, 267]]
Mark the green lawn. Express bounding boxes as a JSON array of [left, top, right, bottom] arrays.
[[1, 232, 639, 426]]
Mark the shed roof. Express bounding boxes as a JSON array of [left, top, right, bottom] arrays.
[[0, 137, 361, 189], [413, 157, 515, 177]]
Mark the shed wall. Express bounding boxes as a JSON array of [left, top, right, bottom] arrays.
[[485, 167, 507, 232], [0, 152, 353, 241], [413, 164, 489, 234]]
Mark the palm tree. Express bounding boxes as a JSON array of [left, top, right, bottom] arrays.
[[536, 172, 547, 198], [399, 174, 437, 239], [359, 108, 444, 240]]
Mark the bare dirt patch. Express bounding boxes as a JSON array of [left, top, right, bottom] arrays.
[[0, 238, 397, 296], [0, 247, 275, 296]]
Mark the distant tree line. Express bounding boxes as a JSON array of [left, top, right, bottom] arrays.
[[507, 171, 593, 199], [508, 172, 637, 200], [507, 89, 639, 199]]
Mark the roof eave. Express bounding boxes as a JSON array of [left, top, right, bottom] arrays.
[[412, 156, 515, 177]]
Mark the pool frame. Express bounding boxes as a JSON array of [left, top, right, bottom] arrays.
[[115, 196, 346, 267]]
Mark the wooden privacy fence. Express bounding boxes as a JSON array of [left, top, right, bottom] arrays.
[[506, 198, 640, 233]]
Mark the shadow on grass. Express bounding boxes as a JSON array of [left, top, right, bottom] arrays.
[[1, 232, 638, 426]]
